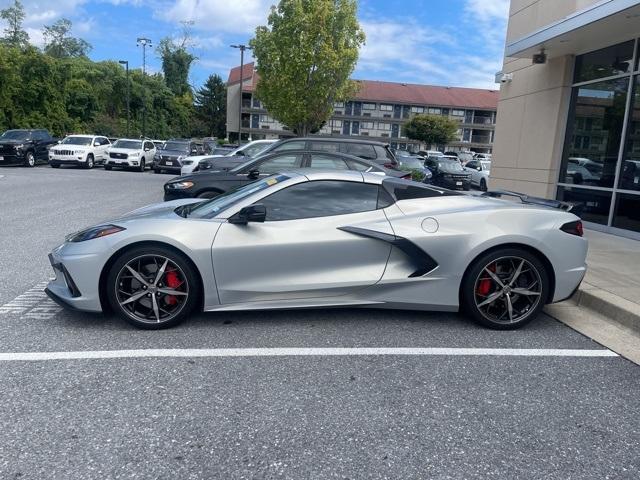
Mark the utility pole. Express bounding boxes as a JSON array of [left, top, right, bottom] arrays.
[[230, 44, 252, 145], [137, 37, 152, 138], [118, 60, 130, 137]]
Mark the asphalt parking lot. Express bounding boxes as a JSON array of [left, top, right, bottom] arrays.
[[1, 166, 639, 479]]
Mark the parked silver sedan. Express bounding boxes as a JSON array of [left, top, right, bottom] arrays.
[[46, 171, 587, 330]]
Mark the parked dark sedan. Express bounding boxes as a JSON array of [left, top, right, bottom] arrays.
[[0, 129, 58, 167], [424, 157, 471, 190], [164, 150, 408, 201]]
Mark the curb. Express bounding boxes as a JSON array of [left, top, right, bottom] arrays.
[[571, 283, 640, 334]]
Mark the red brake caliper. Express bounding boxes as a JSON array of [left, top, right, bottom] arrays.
[[164, 269, 181, 306], [477, 263, 495, 296]]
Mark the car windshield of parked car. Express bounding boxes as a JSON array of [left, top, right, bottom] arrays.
[[0, 130, 31, 141], [186, 174, 292, 219], [163, 141, 189, 152], [113, 140, 142, 150], [61, 136, 93, 146], [438, 160, 465, 172]]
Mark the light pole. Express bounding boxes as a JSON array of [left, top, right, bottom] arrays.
[[118, 60, 130, 137], [230, 44, 252, 145], [137, 37, 152, 138]]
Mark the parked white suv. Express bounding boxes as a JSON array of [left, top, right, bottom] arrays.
[[464, 159, 491, 191], [105, 139, 156, 172], [180, 139, 277, 175], [49, 135, 111, 169]]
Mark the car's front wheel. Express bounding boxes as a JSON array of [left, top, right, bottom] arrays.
[[480, 178, 488, 191], [106, 246, 201, 329], [461, 248, 549, 329], [139, 158, 145, 172], [85, 154, 94, 169], [24, 151, 35, 167]]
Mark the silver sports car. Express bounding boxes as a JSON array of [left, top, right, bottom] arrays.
[[46, 170, 587, 330]]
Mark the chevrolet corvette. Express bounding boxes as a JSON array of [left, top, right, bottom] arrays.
[[46, 170, 587, 330]]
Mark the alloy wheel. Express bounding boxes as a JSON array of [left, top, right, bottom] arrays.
[[473, 256, 542, 325], [26, 152, 35, 167], [115, 254, 189, 324]]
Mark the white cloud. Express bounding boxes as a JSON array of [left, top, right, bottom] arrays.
[[464, 0, 509, 23], [158, 0, 273, 34]]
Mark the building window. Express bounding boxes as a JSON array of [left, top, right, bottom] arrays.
[[329, 119, 343, 128], [260, 115, 274, 123], [452, 109, 464, 116], [428, 107, 441, 115], [334, 101, 345, 108], [411, 106, 424, 114], [361, 121, 374, 129], [363, 103, 377, 110], [378, 122, 391, 131], [574, 40, 635, 83], [252, 97, 261, 108], [380, 104, 393, 111]]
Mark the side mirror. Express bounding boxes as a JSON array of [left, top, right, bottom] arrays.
[[247, 169, 260, 180], [228, 204, 266, 224]]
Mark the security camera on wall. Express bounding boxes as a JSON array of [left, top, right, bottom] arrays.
[[532, 50, 547, 64], [500, 73, 513, 83]]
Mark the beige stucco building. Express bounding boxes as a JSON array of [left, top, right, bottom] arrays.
[[493, 0, 640, 238]]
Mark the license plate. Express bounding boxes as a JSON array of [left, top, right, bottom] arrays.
[[456, 181, 462, 186], [165, 161, 172, 166]]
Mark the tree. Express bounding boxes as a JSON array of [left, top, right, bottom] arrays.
[[250, 0, 365, 136], [43, 19, 91, 58], [0, 0, 29, 49], [157, 34, 196, 97], [404, 114, 459, 147], [194, 74, 227, 138]]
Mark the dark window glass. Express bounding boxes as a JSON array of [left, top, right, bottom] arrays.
[[256, 154, 301, 173], [619, 77, 640, 191], [308, 154, 349, 170], [557, 186, 611, 225], [261, 181, 380, 221], [309, 141, 339, 152], [351, 121, 359, 135], [346, 159, 376, 172], [574, 41, 634, 83], [273, 140, 305, 151], [344, 143, 376, 160], [613, 193, 640, 232], [560, 78, 629, 188], [383, 178, 457, 200]]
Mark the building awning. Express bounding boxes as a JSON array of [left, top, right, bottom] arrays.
[[505, 0, 640, 59]]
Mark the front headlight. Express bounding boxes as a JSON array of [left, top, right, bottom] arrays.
[[66, 224, 126, 243], [129, 152, 140, 157], [167, 181, 194, 190]]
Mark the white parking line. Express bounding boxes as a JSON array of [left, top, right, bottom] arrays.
[[0, 281, 62, 319], [0, 347, 618, 362]]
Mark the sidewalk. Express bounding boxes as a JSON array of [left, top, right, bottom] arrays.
[[546, 228, 640, 363]]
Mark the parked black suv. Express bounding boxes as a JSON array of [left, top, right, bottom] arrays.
[[153, 139, 200, 174], [424, 157, 471, 190], [0, 129, 58, 167]]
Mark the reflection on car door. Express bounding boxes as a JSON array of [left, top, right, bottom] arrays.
[[212, 180, 394, 304]]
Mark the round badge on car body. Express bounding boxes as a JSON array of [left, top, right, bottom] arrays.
[[421, 217, 439, 233]]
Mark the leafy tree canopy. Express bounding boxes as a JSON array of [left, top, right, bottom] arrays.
[[0, 0, 29, 49], [43, 18, 92, 58], [250, 0, 365, 136], [157, 35, 196, 97], [404, 114, 459, 147]]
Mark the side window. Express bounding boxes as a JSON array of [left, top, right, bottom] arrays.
[[273, 140, 306, 151], [244, 143, 267, 157], [146, 141, 154, 150], [466, 160, 478, 170], [308, 154, 349, 170], [344, 143, 376, 160], [256, 154, 302, 173], [34, 131, 46, 141], [374, 145, 393, 160], [346, 159, 375, 172], [260, 181, 380, 221], [309, 141, 339, 152]]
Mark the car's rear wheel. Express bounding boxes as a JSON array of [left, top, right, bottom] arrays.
[[461, 248, 549, 329], [106, 246, 201, 329]]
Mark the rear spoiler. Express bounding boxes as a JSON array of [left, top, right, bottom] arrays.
[[481, 190, 581, 215]]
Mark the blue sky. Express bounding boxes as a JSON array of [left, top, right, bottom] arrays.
[[2, 0, 509, 89]]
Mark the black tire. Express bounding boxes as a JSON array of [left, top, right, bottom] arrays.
[[104, 165, 112, 171], [24, 151, 35, 167], [480, 178, 487, 192], [106, 245, 201, 330], [461, 247, 549, 330], [85, 154, 94, 169], [139, 158, 145, 172]]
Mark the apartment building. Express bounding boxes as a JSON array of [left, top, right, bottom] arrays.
[[494, 0, 640, 238], [227, 63, 499, 153]]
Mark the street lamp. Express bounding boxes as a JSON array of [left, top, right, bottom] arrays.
[[118, 60, 130, 137], [137, 37, 152, 138], [231, 44, 252, 145]]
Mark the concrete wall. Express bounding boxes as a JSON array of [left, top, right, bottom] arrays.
[[492, 0, 601, 197]]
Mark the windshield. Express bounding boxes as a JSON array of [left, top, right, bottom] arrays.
[[438, 160, 464, 172], [186, 174, 291, 219], [400, 157, 424, 169], [0, 130, 31, 141], [162, 141, 189, 152], [113, 140, 142, 149], [61, 136, 93, 146]]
